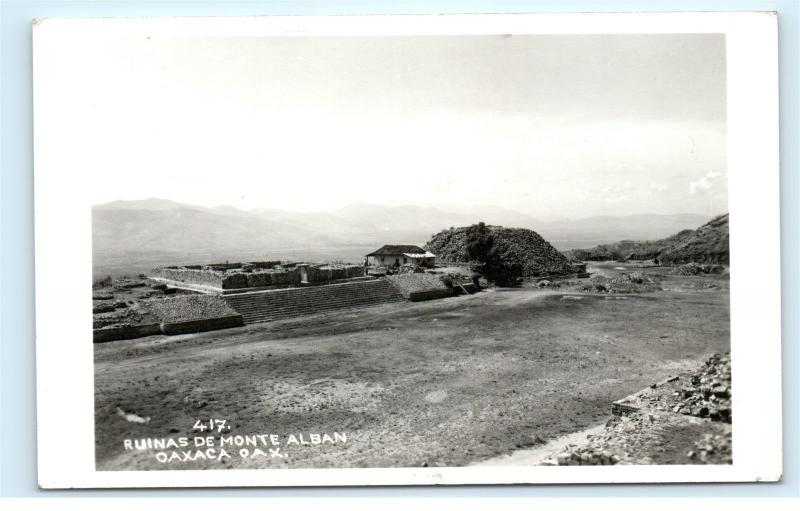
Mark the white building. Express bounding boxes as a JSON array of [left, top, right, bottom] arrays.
[[366, 245, 436, 268]]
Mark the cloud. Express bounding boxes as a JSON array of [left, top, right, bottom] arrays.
[[689, 170, 724, 194], [689, 177, 713, 194], [601, 181, 634, 203]]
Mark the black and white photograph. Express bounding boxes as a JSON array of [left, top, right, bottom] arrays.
[[32, 12, 782, 487]]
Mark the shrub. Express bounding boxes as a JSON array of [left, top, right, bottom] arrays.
[[628, 272, 645, 284], [464, 222, 524, 287]]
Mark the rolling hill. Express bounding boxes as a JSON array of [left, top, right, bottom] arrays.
[[565, 214, 729, 265]]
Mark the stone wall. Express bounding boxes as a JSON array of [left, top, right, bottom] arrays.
[[220, 273, 250, 289], [385, 273, 453, 301], [159, 315, 244, 335], [305, 265, 365, 283], [408, 288, 454, 302], [93, 323, 162, 343], [246, 261, 282, 269], [153, 263, 366, 292], [152, 267, 225, 288], [245, 268, 302, 287], [93, 316, 245, 342], [452, 282, 479, 295]]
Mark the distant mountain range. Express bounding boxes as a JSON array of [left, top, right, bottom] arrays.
[[92, 198, 714, 277]]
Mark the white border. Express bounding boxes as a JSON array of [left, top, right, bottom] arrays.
[[5, 498, 800, 511], [33, 12, 781, 488]]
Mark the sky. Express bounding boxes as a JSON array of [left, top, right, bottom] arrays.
[[43, 32, 727, 219]]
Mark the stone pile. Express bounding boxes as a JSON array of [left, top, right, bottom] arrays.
[[113, 279, 146, 290], [671, 353, 732, 423], [393, 264, 424, 275], [550, 406, 732, 466], [92, 301, 128, 314], [92, 303, 115, 314], [92, 304, 153, 329], [687, 432, 733, 464], [611, 353, 732, 421], [552, 413, 656, 466], [569, 272, 662, 294], [546, 354, 732, 466], [556, 448, 621, 466], [669, 262, 726, 276]]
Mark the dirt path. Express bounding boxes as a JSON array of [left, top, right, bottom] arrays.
[[94, 279, 730, 470], [472, 423, 608, 466]]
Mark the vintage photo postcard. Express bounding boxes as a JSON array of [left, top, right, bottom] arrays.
[[33, 12, 781, 488]]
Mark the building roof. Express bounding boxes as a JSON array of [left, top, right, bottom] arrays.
[[404, 251, 436, 259], [366, 245, 427, 256]]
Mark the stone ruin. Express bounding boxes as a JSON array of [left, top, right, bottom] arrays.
[[150, 260, 368, 294], [96, 259, 478, 343]]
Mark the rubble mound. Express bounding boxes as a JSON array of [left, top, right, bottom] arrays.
[[611, 353, 731, 422], [425, 225, 574, 278], [669, 353, 732, 423], [393, 264, 425, 275], [548, 353, 733, 466], [688, 432, 733, 464], [93, 304, 157, 329], [550, 411, 732, 466], [567, 272, 662, 293], [669, 262, 726, 276]]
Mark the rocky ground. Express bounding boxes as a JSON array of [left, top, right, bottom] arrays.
[[93, 276, 241, 330], [544, 353, 732, 466], [540, 271, 663, 294], [621, 352, 732, 422], [92, 277, 171, 328], [545, 410, 732, 466], [669, 262, 728, 276]]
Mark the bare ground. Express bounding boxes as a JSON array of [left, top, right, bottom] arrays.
[[94, 268, 729, 470]]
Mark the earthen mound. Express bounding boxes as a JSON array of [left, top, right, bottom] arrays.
[[425, 225, 574, 278]]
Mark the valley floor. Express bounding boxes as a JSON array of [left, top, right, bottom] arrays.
[[94, 266, 730, 470]]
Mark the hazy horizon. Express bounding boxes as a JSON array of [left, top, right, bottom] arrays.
[[93, 196, 726, 223]]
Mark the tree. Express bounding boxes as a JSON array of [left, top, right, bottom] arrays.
[[464, 222, 522, 287]]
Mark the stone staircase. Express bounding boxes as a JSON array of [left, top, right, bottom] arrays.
[[222, 279, 405, 324]]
